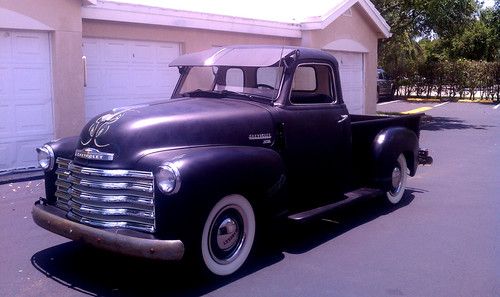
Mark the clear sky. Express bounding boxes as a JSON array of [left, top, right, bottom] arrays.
[[106, 0, 348, 23], [107, 0, 496, 23], [483, 0, 495, 8]]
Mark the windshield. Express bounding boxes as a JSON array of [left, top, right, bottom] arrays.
[[175, 65, 284, 100]]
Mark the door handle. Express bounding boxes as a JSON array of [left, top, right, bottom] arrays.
[[338, 115, 349, 123]]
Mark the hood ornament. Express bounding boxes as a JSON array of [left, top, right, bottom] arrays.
[[75, 148, 114, 161], [80, 106, 138, 148]]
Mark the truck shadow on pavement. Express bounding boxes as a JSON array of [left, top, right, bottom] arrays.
[[421, 116, 495, 131], [30, 190, 421, 297]]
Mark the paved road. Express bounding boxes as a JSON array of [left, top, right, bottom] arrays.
[[1, 101, 498, 297]]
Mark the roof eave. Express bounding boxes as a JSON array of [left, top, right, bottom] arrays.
[[82, 0, 97, 6], [81, 1, 302, 38], [300, 0, 391, 39]]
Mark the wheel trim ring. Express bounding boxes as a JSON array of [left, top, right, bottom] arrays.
[[208, 205, 247, 265]]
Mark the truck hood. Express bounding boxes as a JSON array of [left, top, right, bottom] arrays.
[[74, 98, 275, 168]]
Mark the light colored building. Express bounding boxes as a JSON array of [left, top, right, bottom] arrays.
[[0, 0, 390, 172]]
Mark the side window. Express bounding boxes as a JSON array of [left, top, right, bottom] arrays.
[[257, 67, 283, 88], [292, 66, 316, 91], [290, 64, 334, 104], [226, 68, 244, 87], [215, 67, 244, 92], [180, 67, 215, 93]]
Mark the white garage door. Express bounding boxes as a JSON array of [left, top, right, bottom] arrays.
[[330, 51, 364, 114], [0, 30, 53, 172], [83, 38, 180, 122]]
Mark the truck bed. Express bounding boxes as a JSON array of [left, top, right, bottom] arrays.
[[350, 114, 421, 137], [349, 113, 422, 189]]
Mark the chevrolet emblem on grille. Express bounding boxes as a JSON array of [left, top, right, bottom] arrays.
[[75, 148, 114, 161]]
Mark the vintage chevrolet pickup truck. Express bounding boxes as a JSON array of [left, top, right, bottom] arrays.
[[32, 45, 432, 276]]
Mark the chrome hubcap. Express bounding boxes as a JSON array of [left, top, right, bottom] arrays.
[[209, 207, 245, 264], [391, 166, 402, 193], [216, 218, 240, 251]]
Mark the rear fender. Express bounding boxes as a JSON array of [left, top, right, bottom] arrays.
[[372, 127, 418, 188]]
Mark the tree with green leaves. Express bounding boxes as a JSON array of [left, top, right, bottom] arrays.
[[373, 0, 499, 100]]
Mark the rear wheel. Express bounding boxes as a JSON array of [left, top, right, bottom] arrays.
[[385, 153, 408, 204], [201, 194, 255, 276]]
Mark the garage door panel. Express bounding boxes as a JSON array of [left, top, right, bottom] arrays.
[[132, 44, 155, 64], [83, 40, 102, 66], [83, 66, 104, 97], [103, 41, 130, 63], [85, 101, 112, 120], [104, 68, 131, 96], [0, 30, 53, 172], [13, 67, 51, 101], [160, 68, 181, 93], [331, 51, 364, 114], [83, 38, 180, 121], [0, 105, 13, 137], [85, 98, 138, 119], [14, 103, 53, 136], [16, 138, 49, 168], [0, 137, 52, 170], [132, 68, 156, 90], [0, 67, 12, 99], [157, 45, 181, 64], [12, 32, 50, 63], [0, 33, 13, 61], [163, 67, 180, 82], [336, 52, 363, 68], [0, 143, 14, 169]]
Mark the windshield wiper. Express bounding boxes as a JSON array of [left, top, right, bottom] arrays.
[[181, 89, 223, 98], [219, 90, 273, 102], [181, 89, 273, 103]]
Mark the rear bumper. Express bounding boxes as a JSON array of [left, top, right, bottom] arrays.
[[32, 201, 184, 261]]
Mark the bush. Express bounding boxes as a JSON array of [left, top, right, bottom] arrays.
[[392, 60, 500, 102]]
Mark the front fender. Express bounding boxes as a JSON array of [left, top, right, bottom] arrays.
[[136, 146, 286, 239], [372, 127, 418, 187]]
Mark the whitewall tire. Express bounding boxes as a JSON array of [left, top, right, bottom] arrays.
[[201, 194, 256, 276], [385, 153, 408, 204]]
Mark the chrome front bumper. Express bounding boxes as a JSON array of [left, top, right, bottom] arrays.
[[32, 201, 184, 261]]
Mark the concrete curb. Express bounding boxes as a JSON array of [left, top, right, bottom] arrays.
[[0, 170, 44, 185], [406, 97, 496, 104]]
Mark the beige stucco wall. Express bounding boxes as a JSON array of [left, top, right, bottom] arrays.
[[0, 0, 86, 138], [302, 4, 379, 114]]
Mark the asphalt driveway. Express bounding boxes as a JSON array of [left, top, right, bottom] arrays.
[[0, 100, 498, 297]]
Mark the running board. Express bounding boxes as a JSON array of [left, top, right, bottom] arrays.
[[287, 188, 383, 222]]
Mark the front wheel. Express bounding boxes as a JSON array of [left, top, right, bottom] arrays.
[[384, 153, 408, 204], [201, 194, 256, 276]]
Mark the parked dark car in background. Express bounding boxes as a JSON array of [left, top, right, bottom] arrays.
[[377, 67, 394, 102]]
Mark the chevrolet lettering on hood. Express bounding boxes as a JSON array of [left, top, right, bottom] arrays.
[[75, 148, 114, 161]]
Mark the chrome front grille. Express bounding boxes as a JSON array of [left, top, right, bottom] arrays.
[[55, 158, 155, 233]]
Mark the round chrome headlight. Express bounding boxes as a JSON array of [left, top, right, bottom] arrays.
[[156, 163, 181, 194], [36, 144, 55, 171]]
